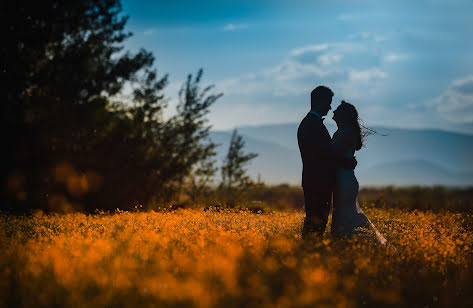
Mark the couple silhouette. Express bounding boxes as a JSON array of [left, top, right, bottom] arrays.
[[297, 86, 386, 245]]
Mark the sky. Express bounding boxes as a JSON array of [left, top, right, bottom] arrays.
[[121, 0, 473, 134]]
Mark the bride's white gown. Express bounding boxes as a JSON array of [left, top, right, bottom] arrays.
[[330, 128, 387, 245]]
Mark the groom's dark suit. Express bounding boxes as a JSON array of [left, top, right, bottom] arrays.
[[297, 111, 336, 236]]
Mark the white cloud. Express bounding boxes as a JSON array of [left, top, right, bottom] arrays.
[[451, 75, 473, 95], [349, 68, 387, 82], [216, 58, 340, 98], [290, 44, 328, 56], [434, 75, 473, 124], [223, 23, 248, 31], [317, 53, 342, 66], [383, 52, 408, 62], [348, 31, 389, 43], [290, 42, 368, 68], [292, 42, 365, 58], [143, 28, 156, 35]]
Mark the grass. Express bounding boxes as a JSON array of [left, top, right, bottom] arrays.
[[1, 205, 472, 308]]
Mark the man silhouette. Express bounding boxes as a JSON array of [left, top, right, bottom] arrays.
[[297, 86, 356, 239]]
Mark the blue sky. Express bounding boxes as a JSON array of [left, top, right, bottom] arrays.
[[121, 0, 473, 134]]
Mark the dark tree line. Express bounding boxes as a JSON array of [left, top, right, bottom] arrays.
[[1, 0, 245, 212]]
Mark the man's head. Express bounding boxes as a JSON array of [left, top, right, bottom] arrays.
[[310, 85, 334, 116]]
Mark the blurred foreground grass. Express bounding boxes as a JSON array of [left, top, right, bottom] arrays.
[[1, 206, 472, 308]]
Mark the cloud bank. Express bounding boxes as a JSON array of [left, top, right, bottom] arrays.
[[216, 37, 393, 104], [434, 75, 473, 124]]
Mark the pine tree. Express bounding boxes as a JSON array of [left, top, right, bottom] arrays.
[[220, 129, 258, 206]]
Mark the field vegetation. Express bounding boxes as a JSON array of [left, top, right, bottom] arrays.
[[211, 185, 473, 213], [1, 199, 472, 308]]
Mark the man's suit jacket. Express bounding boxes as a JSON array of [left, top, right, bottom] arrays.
[[297, 112, 335, 191]]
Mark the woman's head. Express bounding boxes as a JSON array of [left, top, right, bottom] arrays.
[[333, 100, 363, 150], [332, 101, 358, 126]]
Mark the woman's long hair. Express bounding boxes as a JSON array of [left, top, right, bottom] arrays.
[[339, 101, 362, 150], [339, 100, 385, 151]]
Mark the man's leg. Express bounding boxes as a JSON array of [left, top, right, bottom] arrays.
[[302, 187, 331, 239]]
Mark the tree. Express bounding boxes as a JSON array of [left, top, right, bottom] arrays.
[[3, 0, 154, 211], [133, 68, 222, 204], [220, 129, 258, 206], [2, 1, 222, 211]]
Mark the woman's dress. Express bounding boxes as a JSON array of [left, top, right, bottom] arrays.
[[330, 128, 387, 245]]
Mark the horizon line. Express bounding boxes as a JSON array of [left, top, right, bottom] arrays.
[[211, 122, 473, 136]]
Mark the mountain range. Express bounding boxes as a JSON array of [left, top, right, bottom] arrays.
[[210, 123, 473, 187]]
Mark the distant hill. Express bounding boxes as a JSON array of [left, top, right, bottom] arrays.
[[210, 131, 300, 183], [357, 159, 473, 186], [210, 123, 473, 187]]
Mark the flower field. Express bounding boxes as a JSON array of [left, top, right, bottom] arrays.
[[1, 206, 472, 308]]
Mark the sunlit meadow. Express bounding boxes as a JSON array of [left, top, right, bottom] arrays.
[[1, 205, 472, 308]]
